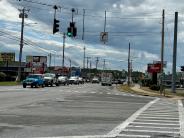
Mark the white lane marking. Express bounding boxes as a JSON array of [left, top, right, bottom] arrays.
[[134, 119, 179, 123], [137, 116, 179, 120], [140, 113, 179, 117], [128, 125, 180, 130], [118, 134, 150, 138], [131, 122, 180, 126], [107, 92, 111, 94], [178, 100, 184, 137], [90, 92, 96, 94], [141, 112, 179, 115], [122, 129, 180, 134], [107, 98, 160, 136], [36, 135, 112, 138]]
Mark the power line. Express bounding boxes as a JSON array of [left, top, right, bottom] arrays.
[[16, 0, 164, 20]]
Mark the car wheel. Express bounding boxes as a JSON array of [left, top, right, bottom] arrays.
[[23, 84, 26, 88], [35, 84, 39, 88], [31, 84, 34, 88], [42, 84, 44, 88]]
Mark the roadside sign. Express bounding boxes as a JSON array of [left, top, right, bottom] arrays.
[[147, 63, 161, 73], [0, 53, 15, 61], [24, 68, 32, 73], [153, 61, 167, 68], [100, 32, 108, 43]]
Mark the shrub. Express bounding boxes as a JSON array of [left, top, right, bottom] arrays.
[[0, 72, 7, 81], [150, 84, 160, 91]]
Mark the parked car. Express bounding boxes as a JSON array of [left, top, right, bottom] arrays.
[[78, 77, 84, 84], [69, 76, 79, 85], [92, 77, 100, 83], [43, 73, 59, 86], [22, 74, 45, 88], [58, 76, 69, 85]]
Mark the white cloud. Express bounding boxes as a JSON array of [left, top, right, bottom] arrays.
[[0, 0, 19, 22]]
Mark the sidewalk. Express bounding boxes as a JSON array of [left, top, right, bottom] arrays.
[[131, 84, 161, 97], [130, 84, 184, 99]]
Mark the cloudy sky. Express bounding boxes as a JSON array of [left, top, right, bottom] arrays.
[[0, 0, 184, 73]]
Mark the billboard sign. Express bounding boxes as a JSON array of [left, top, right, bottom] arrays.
[[153, 61, 167, 68], [0, 53, 15, 61], [26, 56, 47, 74], [147, 63, 161, 73], [26, 56, 47, 64]]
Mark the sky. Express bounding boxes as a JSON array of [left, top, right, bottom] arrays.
[[0, 0, 184, 73]]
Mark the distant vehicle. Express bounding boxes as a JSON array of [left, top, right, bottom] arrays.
[[101, 72, 113, 86], [92, 77, 100, 83], [69, 76, 79, 85], [22, 74, 44, 88], [78, 77, 84, 84], [112, 80, 118, 85], [43, 73, 59, 86], [58, 76, 69, 85]]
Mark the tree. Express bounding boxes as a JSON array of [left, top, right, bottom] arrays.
[[0, 72, 7, 81]]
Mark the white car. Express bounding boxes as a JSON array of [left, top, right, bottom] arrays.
[[92, 77, 99, 83], [58, 76, 69, 85], [78, 77, 84, 84], [69, 76, 79, 85]]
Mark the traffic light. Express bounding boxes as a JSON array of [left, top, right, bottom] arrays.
[[67, 27, 72, 37], [181, 66, 184, 72], [53, 18, 60, 34], [67, 22, 77, 37], [73, 27, 77, 37]]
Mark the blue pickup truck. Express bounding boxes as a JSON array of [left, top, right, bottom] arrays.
[[22, 74, 45, 88]]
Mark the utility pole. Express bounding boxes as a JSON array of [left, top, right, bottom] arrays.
[[82, 9, 85, 41], [82, 9, 86, 69], [95, 57, 99, 70], [17, 8, 28, 82], [62, 33, 66, 68], [48, 53, 52, 67], [103, 59, 106, 71], [128, 42, 131, 86], [103, 10, 107, 44], [160, 9, 165, 95], [172, 12, 178, 93], [86, 57, 91, 69], [69, 59, 72, 77], [83, 46, 86, 69], [130, 60, 133, 83], [90, 60, 92, 70]]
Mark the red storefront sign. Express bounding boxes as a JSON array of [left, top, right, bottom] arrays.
[[147, 63, 161, 73]]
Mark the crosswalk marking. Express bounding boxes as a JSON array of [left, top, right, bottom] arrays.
[[130, 122, 180, 126], [178, 100, 184, 137], [108, 98, 181, 138], [107, 98, 159, 136], [118, 134, 151, 137]]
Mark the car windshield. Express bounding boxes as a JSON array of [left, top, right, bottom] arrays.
[[44, 74, 54, 77], [70, 76, 77, 79], [58, 76, 66, 79], [27, 75, 40, 79]]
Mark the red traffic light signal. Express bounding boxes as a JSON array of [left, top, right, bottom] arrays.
[[53, 18, 60, 34]]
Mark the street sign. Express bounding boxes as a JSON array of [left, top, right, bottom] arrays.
[[100, 32, 108, 43]]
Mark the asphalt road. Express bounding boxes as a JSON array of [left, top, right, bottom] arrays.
[[0, 84, 182, 138]]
